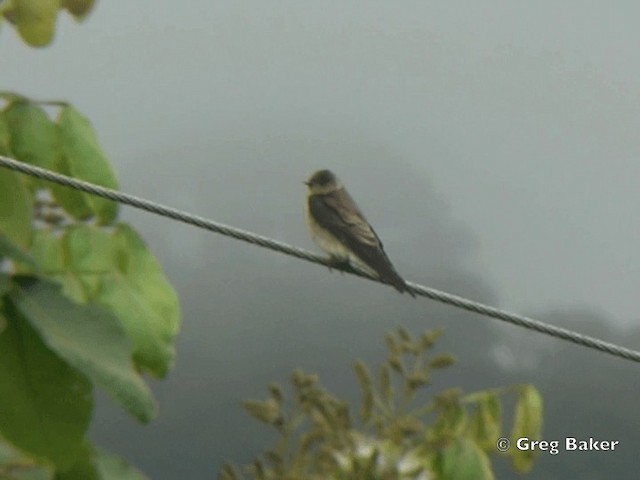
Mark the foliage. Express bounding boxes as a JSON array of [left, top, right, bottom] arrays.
[[0, 94, 179, 479], [220, 328, 543, 480], [0, 0, 94, 47]]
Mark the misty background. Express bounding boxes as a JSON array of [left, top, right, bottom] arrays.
[[3, 1, 640, 478]]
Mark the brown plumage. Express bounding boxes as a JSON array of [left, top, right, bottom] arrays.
[[304, 169, 415, 296]]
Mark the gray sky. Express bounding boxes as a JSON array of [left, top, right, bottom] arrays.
[[4, 1, 639, 325], [3, 1, 640, 477]]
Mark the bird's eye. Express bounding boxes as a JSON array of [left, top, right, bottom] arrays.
[[316, 170, 334, 185]]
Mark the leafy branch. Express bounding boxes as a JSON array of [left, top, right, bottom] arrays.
[[220, 328, 543, 480], [0, 94, 179, 479]]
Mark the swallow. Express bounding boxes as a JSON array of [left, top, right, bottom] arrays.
[[304, 169, 414, 296]]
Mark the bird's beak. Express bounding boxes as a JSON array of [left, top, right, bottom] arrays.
[[303, 181, 310, 186]]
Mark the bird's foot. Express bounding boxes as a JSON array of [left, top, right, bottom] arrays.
[[326, 256, 352, 274]]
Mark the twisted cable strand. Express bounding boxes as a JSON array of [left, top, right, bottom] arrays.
[[1, 155, 639, 363]]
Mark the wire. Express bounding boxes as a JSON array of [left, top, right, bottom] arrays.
[[1, 154, 639, 364]]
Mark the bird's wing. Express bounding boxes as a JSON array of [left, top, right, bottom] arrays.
[[308, 188, 413, 295], [308, 188, 392, 264], [308, 188, 415, 296]]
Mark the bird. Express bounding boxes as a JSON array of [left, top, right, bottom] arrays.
[[303, 169, 415, 296]]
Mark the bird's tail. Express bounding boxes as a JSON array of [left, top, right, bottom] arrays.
[[382, 268, 416, 298], [351, 254, 416, 297]]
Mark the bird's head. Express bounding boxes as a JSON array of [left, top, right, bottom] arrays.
[[304, 169, 341, 194]]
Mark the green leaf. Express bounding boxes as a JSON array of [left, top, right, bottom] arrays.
[[9, 0, 60, 47], [378, 363, 392, 408], [0, 111, 11, 155], [97, 224, 179, 377], [0, 275, 6, 334], [267, 383, 283, 404], [354, 360, 373, 421], [428, 353, 456, 369], [11, 277, 157, 423], [0, 471, 52, 480], [94, 448, 148, 480], [432, 438, 495, 480], [0, 467, 52, 480], [0, 438, 26, 463], [419, 328, 443, 349], [397, 327, 411, 342], [57, 106, 119, 224], [62, 0, 94, 19], [0, 312, 6, 335], [218, 463, 242, 480], [354, 360, 372, 390], [242, 400, 281, 425], [4, 101, 60, 169], [29, 225, 179, 378], [0, 165, 33, 249], [49, 154, 94, 222], [0, 302, 92, 470], [0, 232, 36, 268], [465, 393, 502, 452], [0, 440, 54, 479], [0, 272, 11, 297], [510, 385, 543, 473], [433, 397, 467, 437], [54, 444, 148, 480], [0, 92, 29, 104], [29, 230, 65, 272], [62, 225, 117, 300], [29, 230, 86, 302], [54, 444, 99, 480]]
